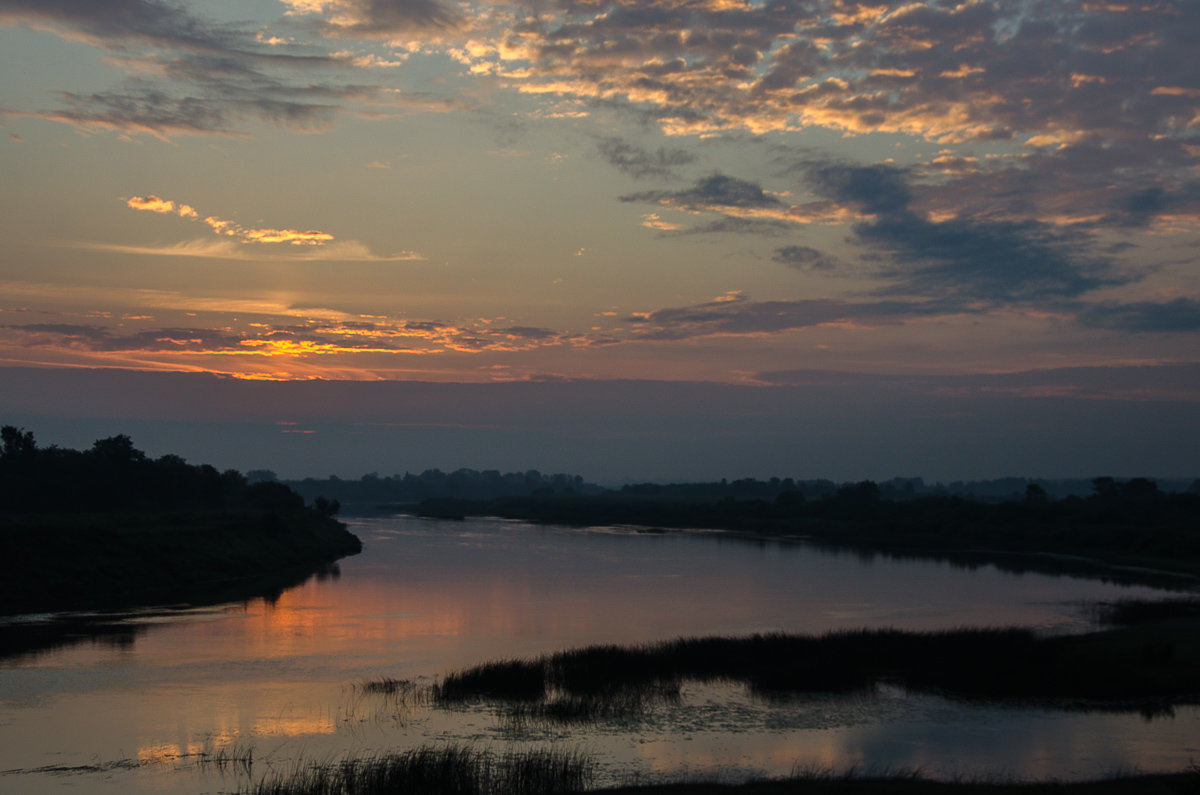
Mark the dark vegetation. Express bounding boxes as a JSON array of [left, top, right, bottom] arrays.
[[287, 470, 1199, 513], [241, 745, 593, 795], [599, 769, 1200, 795], [427, 611, 1200, 722], [0, 425, 360, 619], [232, 750, 1200, 795], [415, 477, 1200, 583], [284, 468, 604, 509]]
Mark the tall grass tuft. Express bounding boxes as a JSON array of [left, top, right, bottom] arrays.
[[434, 659, 548, 703], [243, 745, 592, 795]]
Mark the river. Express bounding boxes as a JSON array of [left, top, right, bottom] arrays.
[[1, 514, 1197, 792]]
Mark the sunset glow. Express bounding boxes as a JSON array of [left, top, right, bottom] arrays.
[[2, 0, 1198, 479]]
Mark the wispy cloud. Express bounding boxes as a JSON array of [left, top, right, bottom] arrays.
[[596, 136, 697, 179], [121, 194, 421, 259], [0, 0, 454, 138]]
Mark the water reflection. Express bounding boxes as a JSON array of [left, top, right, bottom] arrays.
[[1, 514, 1197, 794]]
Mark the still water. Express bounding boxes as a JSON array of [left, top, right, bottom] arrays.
[[1, 515, 1198, 792]]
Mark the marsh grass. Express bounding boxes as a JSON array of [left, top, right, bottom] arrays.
[[504, 682, 683, 726], [423, 621, 1200, 723], [195, 742, 255, 776], [434, 659, 548, 703], [242, 745, 592, 795]]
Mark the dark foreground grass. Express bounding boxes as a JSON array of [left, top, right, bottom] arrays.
[[425, 619, 1200, 721], [242, 746, 593, 795], [597, 769, 1200, 795], [236, 750, 1200, 795]]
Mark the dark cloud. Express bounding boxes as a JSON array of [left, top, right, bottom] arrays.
[[684, 217, 790, 236], [0, 0, 415, 137], [596, 136, 696, 179], [772, 245, 837, 271], [620, 173, 783, 210], [803, 161, 1126, 302], [805, 162, 912, 216], [496, 326, 559, 340], [5, 323, 247, 352], [1107, 183, 1200, 228], [627, 293, 942, 341], [1078, 299, 1200, 333], [42, 86, 340, 136], [511, 0, 1200, 244], [0, 0, 251, 54]]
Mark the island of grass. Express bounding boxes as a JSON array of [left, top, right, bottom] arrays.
[[428, 602, 1200, 719], [0, 426, 361, 619]]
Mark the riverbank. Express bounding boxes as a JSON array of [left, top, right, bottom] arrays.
[[0, 510, 362, 617], [412, 490, 1200, 588]]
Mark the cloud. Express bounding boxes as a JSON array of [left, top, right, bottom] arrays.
[[0, 0, 256, 54], [4, 323, 248, 353], [281, 0, 462, 38], [126, 195, 197, 218], [78, 238, 424, 262], [621, 173, 783, 212], [596, 136, 697, 179], [0, 0, 446, 138], [127, 194, 337, 247], [626, 291, 945, 341], [0, 313, 569, 372], [118, 194, 422, 260], [1078, 299, 1200, 333], [772, 245, 837, 271], [802, 161, 1127, 302]]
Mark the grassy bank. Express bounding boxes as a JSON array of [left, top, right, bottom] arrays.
[[426, 612, 1200, 718], [0, 510, 361, 616]]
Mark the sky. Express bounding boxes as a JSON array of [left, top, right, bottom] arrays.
[[1, 0, 1198, 482]]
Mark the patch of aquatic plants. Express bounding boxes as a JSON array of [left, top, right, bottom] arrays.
[[425, 622, 1200, 720], [357, 677, 423, 700], [194, 742, 255, 776], [435, 659, 549, 703], [1092, 598, 1200, 626], [242, 745, 592, 795]]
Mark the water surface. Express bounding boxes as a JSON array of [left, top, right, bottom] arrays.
[[1, 515, 1196, 792]]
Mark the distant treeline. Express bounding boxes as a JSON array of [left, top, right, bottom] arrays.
[[416, 477, 1200, 578], [0, 425, 338, 517], [280, 468, 1200, 509], [281, 468, 605, 505]]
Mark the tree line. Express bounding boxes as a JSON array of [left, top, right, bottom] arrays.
[[0, 425, 337, 517]]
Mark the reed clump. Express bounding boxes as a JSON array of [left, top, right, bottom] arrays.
[[243, 745, 591, 795], [434, 659, 548, 703]]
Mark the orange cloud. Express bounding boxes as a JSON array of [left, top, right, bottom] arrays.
[[127, 194, 334, 246], [126, 195, 198, 218]]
